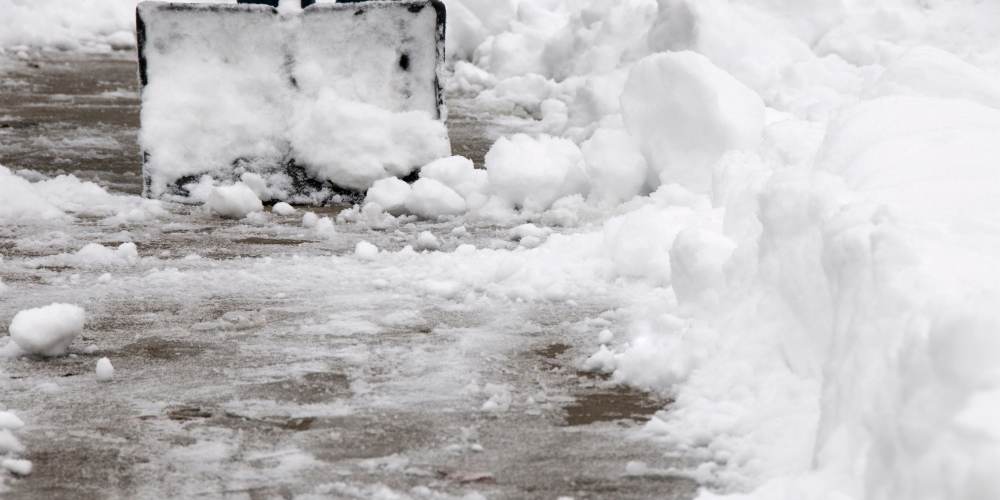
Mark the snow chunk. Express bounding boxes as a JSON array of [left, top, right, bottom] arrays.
[[96, 357, 115, 382], [354, 241, 379, 261], [1, 459, 32, 476], [419, 155, 488, 201], [0, 430, 24, 454], [0, 412, 24, 431], [404, 179, 467, 219], [485, 134, 589, 212], [71, 242, 139, 268], [302, 211, 319, 228], [365, 177, 412, 215], [622, 51, 764, 193], [9, 303, 86, 357], [271, 202, 296, 216], [207, 183, 263, 219], [414, 231, 441, 252]]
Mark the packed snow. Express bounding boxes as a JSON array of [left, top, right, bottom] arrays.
[[4, 0, 1000, 499], [138, 1, 449, 198]]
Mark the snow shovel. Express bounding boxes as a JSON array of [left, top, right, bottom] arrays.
[[136, 0, 449, 202]]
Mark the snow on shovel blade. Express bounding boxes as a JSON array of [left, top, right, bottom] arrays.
[[136, 1, 450, 202]]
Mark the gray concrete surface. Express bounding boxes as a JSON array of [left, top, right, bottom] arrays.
[[0, 53, 697, 500]]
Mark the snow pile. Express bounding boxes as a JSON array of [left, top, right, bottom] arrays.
[[8, 304, 86, 357], [404, 0, 1000, 498], [0, 166, 164, 224], [62, 242, 140, 268]]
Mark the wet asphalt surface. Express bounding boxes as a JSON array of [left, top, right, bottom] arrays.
[[0, 53, 697, 499]]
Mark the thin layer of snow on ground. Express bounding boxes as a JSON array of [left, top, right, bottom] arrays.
[[3, 0, 1000, 499]]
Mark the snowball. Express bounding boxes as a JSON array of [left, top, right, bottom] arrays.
[[414, 231, 441, 252], [302, 211, 319, 228], [622, 51, 764, 193], [404, 178, 467, 219], [1, 459, 32, 476], [485, 134, 589, 212], [96, 357, 114, 382], [9, 303, 86, 357], [207, 183, 263, 219], [355, 241, 379, 261], [271, 202, 296, 216], [366, 177, 412, 215]]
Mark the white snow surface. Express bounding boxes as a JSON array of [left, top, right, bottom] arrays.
[[5, 0, 1000, 499]]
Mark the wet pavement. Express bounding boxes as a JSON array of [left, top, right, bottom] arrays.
[[0, 53, 696, 499]]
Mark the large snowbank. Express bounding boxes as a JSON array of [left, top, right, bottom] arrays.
[[389, 0, 1000, 498]]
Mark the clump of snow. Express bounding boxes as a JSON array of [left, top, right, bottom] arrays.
[[96, 357, 114, 381], [0, 430, 24, 454], [9, 303, 86, 357], [314, 216, 337, 239], [404, 179, 467, 219], [302, 211, 319, 228], [419, 155, 489, 205], [414, 231, 441, 252], [365, 177, 412, 216], [598, 329, 614, 344], [271, 202, 296, 216], [207, 183, 263, 219], [1, 459, 32, 476], [0, 165, 164, 224], [485, 134, 588, 213], [66, 242, 139, 268], [354, 241, 380, 261], [0, 413, 24, 431]]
